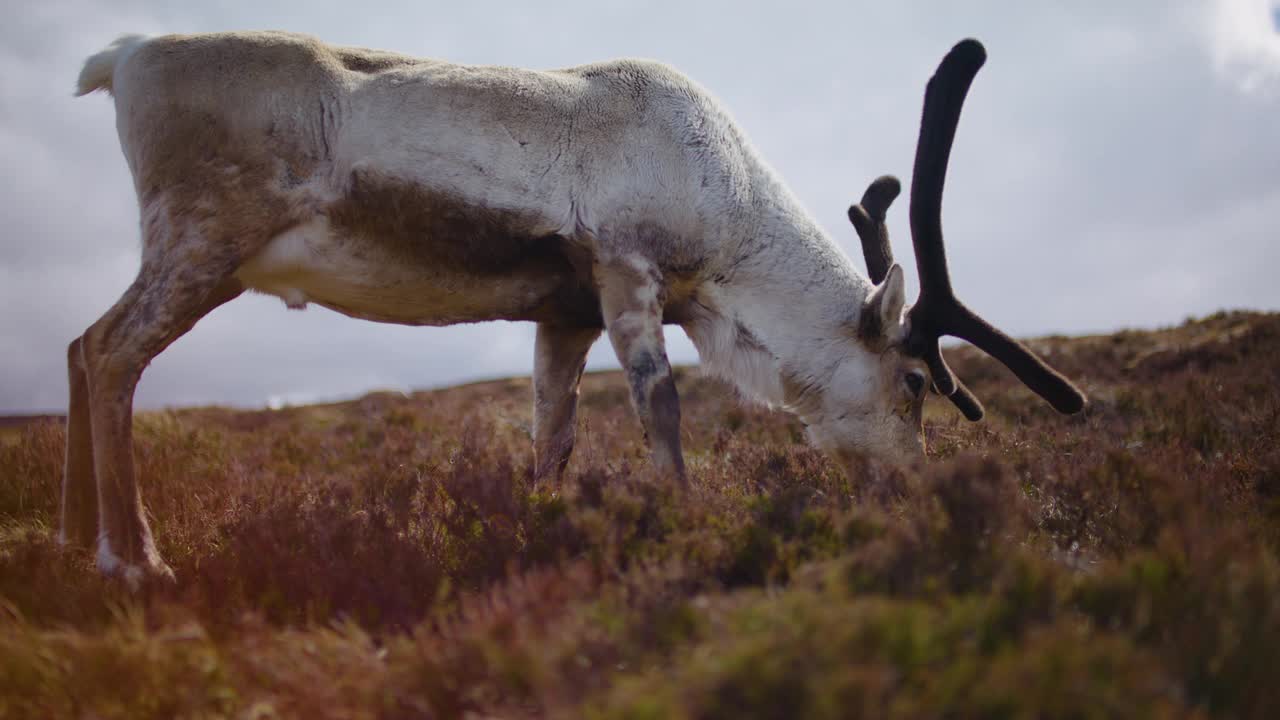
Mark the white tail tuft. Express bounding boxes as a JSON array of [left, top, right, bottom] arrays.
[[75, 34, 149, 96]]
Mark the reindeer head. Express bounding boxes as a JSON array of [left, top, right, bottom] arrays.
[[809, 39, 1085, 470]]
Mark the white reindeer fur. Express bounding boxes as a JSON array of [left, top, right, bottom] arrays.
[[77, 31, 924, 471]]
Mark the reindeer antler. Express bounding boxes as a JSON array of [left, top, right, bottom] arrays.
[[849, 39, 1085, 420]]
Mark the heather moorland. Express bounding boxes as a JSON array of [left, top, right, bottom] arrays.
[[2, 311, 1278, 718]]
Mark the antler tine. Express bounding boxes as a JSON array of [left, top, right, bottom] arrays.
[[920, 342, 985, 420], [848, 174, 986, 420], [947, 380, 985, 421], [938, 301, 1085, 413], [848, 175, 900, 284], [905, 38, 1086, 416]]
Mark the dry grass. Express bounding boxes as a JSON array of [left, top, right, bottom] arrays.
[[2, 310, 1278, 718]]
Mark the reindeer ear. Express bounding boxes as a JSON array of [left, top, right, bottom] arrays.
[[858, 263, 906, 343]]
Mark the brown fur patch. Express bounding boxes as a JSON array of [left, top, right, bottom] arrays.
[[325, 170, 604, 327], [327, 171, 557, 272]]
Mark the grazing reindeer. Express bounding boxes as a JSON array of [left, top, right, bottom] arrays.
[[67, 32, 1083, 584]]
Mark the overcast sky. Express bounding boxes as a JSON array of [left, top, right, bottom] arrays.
[[2, 0, 1278, 413]]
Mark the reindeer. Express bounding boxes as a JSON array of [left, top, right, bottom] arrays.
[[66, 33, 1083, 584]]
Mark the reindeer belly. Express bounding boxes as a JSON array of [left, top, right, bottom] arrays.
[[236, 217, 584, 326]]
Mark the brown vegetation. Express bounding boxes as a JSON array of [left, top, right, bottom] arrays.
[[2, 311, 1278, 718]]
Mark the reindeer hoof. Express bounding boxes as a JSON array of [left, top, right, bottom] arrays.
[[112, 560, 176, 591], [96, 541, 176, 590]]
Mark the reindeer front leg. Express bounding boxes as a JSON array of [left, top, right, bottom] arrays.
[[533, 323, 601, 482], [596, 255, 687, 485]]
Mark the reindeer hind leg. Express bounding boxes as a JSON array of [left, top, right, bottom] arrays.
[[79, 247, 243, 585], [60, 336, 98, 549]]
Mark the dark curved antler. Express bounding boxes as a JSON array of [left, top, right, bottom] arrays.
[[849, 179, 985, 421], [848, 39, 1085, 419], [907, 38, 1084, 415]]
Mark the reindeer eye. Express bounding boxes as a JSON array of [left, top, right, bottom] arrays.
[[904, 370, 927, 397]]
